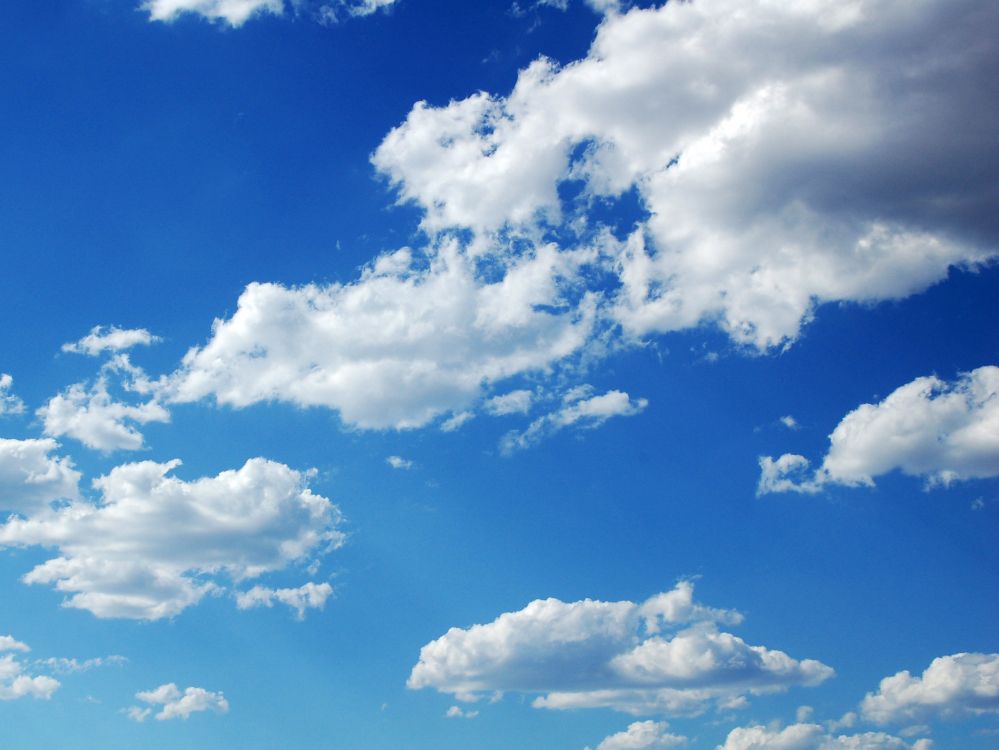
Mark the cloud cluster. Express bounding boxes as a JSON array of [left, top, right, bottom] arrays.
[[588, 720, 686, 750], [408, 581, 832, 716], [235, 581, 333, 619], [759, 366, 999, 495], [374, 0, 999, 349], [0, 374, 25, 416], [717, 723, 932, 750], [861, 653, 999, 725], [0, 438, 80, 516], [0, 458, 343, 620], [141, 0, 398, 27], [0, 635, 60, 702], [62, 326, 161, 357], [127, 683, 229, 721]]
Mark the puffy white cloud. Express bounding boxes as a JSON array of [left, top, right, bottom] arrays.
[[408, 582, 832, 716], [0, 637, 60, 702], [38, 379, 170, 453], [759, 366, 999, 494], [0, 458, 343, 620], [484, 389, 534, 416], [386, 455, 414, 470], [861, 653, 999, 725], [142, 0, 284, 26], [0, 374, 25, 416], [62, 326, 161, 357], [590, 720, 686, 750], [128, 683, 229, 721], [445, 705, 479, 719], [0, 438, 80, 516], [373, 0, 998, 350], [500, 388, 647, 454], [717, 723, 932, 750], [235, 581, 333, 619], [169, 242, 597, 430]]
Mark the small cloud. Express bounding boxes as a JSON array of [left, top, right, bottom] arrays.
[[445, 705, 480, 719], [484, 389, 533, 416], [386, 455, 414, 470], [971, 497, 986, 511], [62, 326, 161, 357], [235, 582, 333, 620], [0, 374, 25, 416], [441, 411, 475, 432], [779, 415, 799, 430], [128, 683, 228, 722]]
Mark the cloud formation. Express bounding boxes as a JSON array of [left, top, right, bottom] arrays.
[[0, 636, 60, 702], [141, 0, 398, 27], [0, 438, 80, 516], [408, 581, 832, 716], [759, 366, 999, 494], [861, 653, 999, 725], [374, 0, 998, 350], [62, 326, 161, 357], [235, 581, 333, 619], [128, 683, 229, 721], [0, 458, 343, 620], [0, 374, 25, 416], [588, 720, 686, 750], [717, 723, 932, 750]]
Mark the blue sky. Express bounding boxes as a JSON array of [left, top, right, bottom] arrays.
[[1, 1, 998, 748]]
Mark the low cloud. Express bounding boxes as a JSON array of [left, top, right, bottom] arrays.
[[235, 581, 333, 619], [128, 683, 228, 721]]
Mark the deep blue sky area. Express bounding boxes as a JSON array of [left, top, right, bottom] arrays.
[[0, 2, 997, 749]]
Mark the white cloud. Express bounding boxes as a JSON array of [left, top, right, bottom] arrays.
[[717, 723, 932, 750], [0, 458, 343, 620], [440, 411, 475, 432], [590, 720, 686, 750], [0, 438, 80, 516], [500, 389, 647, 454], [759, 366, 999, 494], [484, 389, 534, 416], [169, 242, 597, 430], [780, 416, 799, 431], [38, 379, 170, 453], [861, 653, 999, 725], [386, 455, 414, 470], [128, 683, 229, 721], [235, 581, 333, 619], [0, 374, 25, 416], [408, 581, 832, 716], [142, 0, 284, 26], [0, 637, 60, 702], [62, 326, 161, 357], [34, 655, 127, 674], [373, 0, 998, 350], [445, 705, 479, 719]]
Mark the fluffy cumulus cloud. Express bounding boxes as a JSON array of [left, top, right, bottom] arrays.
[[0, 438, 80, 516], [588, 720, 686, 750], [408, 581, 832, 716], [128, 683, 229, 722], [169, 243, 598, 429], [0, 458, 343, 620], [374, 0, 998, 350], [717, 723, 932, 750], [500, 387, 647, 454], [62, 326, 161, 357], [38, 379, 170, 453], [235, 581, 333, 619], [861, 653, 999, 725], [759, 367, 999, 495], [0, 636, 60, 702], [0, 374, 25, 416]]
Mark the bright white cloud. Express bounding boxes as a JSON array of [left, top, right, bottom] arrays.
[[386, 455, 414, 470], [759, 366, 999, 494], [0, 374, 25, 416], [861, 653, 999, 725], [128, 683, 229, 721], [0, 458, 343, 620], [408, 581, 832, 716], [373, 0, 998, 350], [0, 438, 80, 516], [717, 723, 932, 750], [589, 720, 686, 750], [235, 581, 333, 619], [62, 326, 161, 357], [142, 0, 284, 26], [445, 705, 479, 719], [0, 637, 60, 702], [169, 243, 597, 429], [38, 379, 169, 453], [500, 389, 647, 454]]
